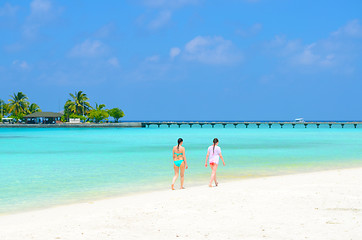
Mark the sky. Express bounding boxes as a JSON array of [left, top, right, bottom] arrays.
[[1, 0, 362, 121]]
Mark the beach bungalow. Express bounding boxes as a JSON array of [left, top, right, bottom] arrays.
[[24, 112, 63, 124]]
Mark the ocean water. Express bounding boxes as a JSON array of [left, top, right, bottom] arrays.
[[1, 124, 362, 214]]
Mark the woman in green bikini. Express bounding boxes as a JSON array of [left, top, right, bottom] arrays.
[[171, 138, 188, 190]]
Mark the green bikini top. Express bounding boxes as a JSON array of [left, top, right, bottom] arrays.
[[174, 152, 183, 156]]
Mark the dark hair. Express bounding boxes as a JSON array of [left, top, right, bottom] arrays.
[[177, 138, 183, 150], [213, 138, 219, 153]]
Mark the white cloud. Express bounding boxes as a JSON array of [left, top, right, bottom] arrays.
[[170, 47, 181, 59], [148, 10, 172, 30], [0, 3, 18, 16], [332, 19, 362, 38], [30, 0, 51, 14], [13, 60, 30, 70], [94, 22, 117, 39], [265, 20, 362, 74], [293, 43, 320, 65], [69, 39, 106, 58], [235, 23, 262, 37], [145, 55, 160, 62], [23, 0, 61, 39], [183, 36, 242, 65], [108, 57, 119, 67], [138, 0, 199, 31], [267, 36, 337, 68]]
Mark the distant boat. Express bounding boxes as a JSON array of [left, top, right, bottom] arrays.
[[295, 118, 305, 123]]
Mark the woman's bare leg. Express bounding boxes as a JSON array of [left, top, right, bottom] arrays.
[[209, 164, 218, 187], [172, 164, 179, 190], [180, 162, 185, 189], [214, 170, 218, 186]]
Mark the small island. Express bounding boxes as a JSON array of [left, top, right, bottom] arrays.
[[0, 91, 134, 127]]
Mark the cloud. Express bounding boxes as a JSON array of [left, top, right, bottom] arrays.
[[13, 60, 30, 70], [183, 36, 242, 65], [235, 23, 262, 37], [69, 39, 107, 58], [145, 55, 160, 62], [23, 0, 62, 39], [137, 0, 199, 31], [265, 20, 362, 73], [170, 47, 181, 59], [108, 57, 119, 67], [332, 19, 362, 38], [31, 0, 51, 14], [93, 22, 117, 39], [0, 3, 18, 16], [148, 10, 172, 30]]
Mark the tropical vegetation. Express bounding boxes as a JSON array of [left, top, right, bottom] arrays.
[[28, 103, 41, 114], [88, 103, 109, 123], [1, 90, 125, 124], [108, 108, 125, 122], [64, 91, 92, 117]]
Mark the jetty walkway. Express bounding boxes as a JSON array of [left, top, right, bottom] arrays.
[[142, 121, 362, 128], [1, 121, 362, 128]]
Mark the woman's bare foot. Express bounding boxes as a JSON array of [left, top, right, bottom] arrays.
[[180, 186, 185, 189], [215, 181, 218, 187], [171, 184, 175, 190], [209, 185, 213, 187]]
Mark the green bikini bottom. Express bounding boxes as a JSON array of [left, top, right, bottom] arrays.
[[174, 160, 184, 167]]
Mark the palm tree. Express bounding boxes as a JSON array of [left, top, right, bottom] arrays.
[[28, 103, 41, 114], [64, 91, 92, 116], [0, 99, 9, 117], [8, 92, 29, 116], [88, 103, 109, 123], [94, 102, 106, 111]]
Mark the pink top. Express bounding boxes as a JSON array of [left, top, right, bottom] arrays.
[[208, 145, 221, 164]]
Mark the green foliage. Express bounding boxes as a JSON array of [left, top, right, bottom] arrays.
[[8, 92, 29, 117], [64, 91, 92, 116], [28, 103, 41, 114], [69, 113, 87, 122], [11, 112, 26, 122], [0, 99, 9, 117], [88, 106, 109, 123], [61, 115, 68, 122], [108, 108, 125, 122], [94, 103, 106, 111]]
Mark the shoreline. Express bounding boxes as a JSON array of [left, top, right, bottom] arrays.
[[2, 163, 362, 216], [1, 167, 361, 239]]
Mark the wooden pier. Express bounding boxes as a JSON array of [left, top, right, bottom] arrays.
[[141, 121, 362, 129]]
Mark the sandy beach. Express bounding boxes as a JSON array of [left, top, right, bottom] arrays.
[[1, 168, 361, 240]]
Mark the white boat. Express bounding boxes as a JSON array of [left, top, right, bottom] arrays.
[[295, 118, 305, 123]]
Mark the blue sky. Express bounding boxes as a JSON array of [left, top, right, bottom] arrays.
[[1, 0, 362, 121]]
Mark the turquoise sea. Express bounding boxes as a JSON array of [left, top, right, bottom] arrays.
[[1, 124, 362, 214]]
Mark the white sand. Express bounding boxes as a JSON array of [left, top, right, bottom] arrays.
[[1, 168, 362, 240]]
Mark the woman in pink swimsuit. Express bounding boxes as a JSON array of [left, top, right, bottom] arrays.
[[205, 138, 225, 187]]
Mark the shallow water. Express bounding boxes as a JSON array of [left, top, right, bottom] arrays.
[[1, 125, 362, 214]]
